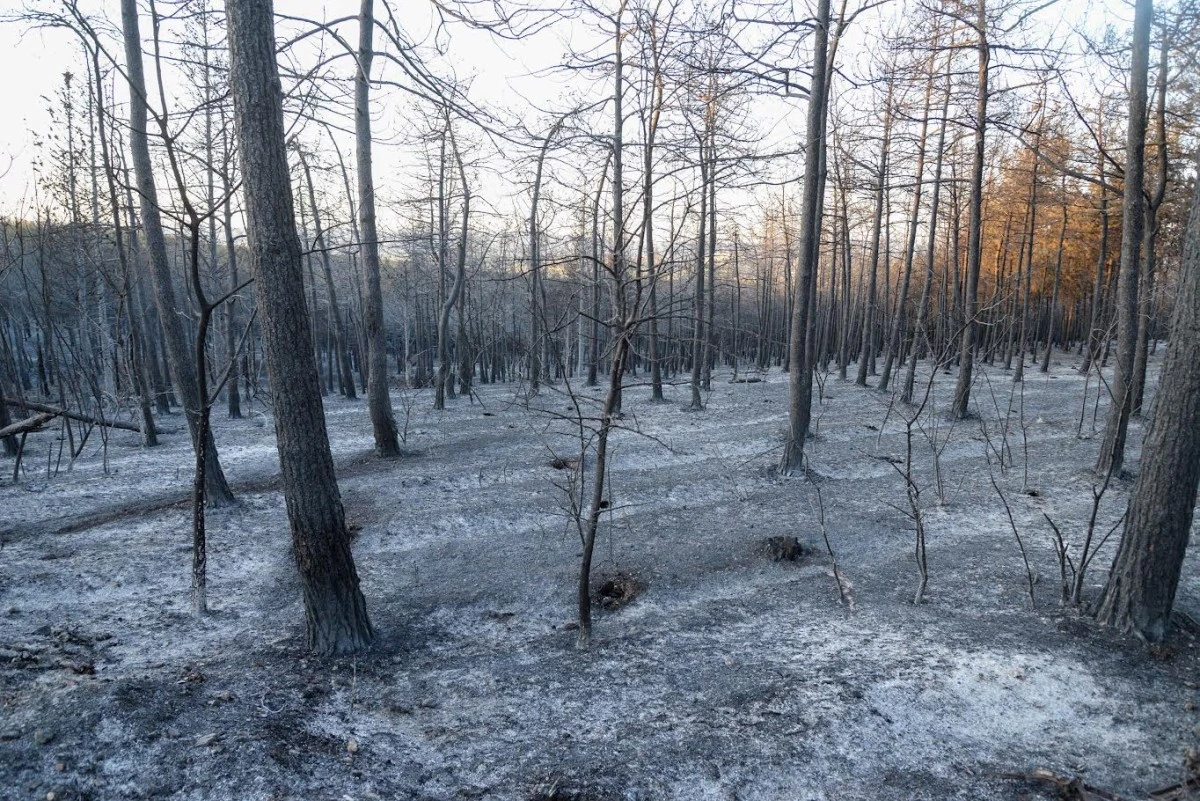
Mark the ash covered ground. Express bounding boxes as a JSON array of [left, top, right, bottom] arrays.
[[1, 354, 1197, 800]]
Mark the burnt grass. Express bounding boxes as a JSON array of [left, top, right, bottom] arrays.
[[1, 356, 1199, 800]]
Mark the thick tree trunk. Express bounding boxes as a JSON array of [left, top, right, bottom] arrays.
[[226, 0, 373, 656], [1094, 162, 1200, 642], [0, 371, 18, 456]]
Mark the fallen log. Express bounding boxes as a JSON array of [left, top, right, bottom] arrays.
[[1, 398, 142, 433], [0, 411, 59, 439]]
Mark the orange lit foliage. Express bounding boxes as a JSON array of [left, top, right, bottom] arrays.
[[977, 134, 1120, 312]]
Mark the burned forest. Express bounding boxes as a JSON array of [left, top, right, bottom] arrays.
[[1, 0, 1200, 798]]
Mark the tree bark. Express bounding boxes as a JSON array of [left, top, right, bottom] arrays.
[[1095, 0, 1152, 475], [121, 0, 233, 503], [1094, 159, 1200, 642], [529, 119, 563, 395], [301, 151, 357, 400], [221, 116, 244, 418], [689, 134, 708, 411], [902, 53, 952, 404], [855, 78, 893, 387], [226, 0, 374, 656], [1130, 35, 1169, 416], [1080, 124, 1111, 376], [950, 0, 990, 420], [356, 0, 401, 456], [880, 54, 935, 393], [780, 0, 830, 473]]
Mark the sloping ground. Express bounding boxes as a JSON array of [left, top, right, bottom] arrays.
[[1, 353, 1197, 801]]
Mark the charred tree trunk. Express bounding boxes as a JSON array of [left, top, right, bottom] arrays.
[[1094, 160, 1200, 642], [902, 54, 952, 404], [356, 0, 401, 456], [780, 0, 830, 473], [226, 0, 373, 655], [856, 79, 893, 388], [1095, 0, 1151, 476], [689, 133, 708, 411], [950, 0, 990, 420], [301, 152, 357, 400], [121, 0, 233, 503], [879, 51, 935, 393], [1130, 36, 1169, 416]]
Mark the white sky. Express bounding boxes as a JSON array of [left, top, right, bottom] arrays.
[[0, 0, 1130, 224]]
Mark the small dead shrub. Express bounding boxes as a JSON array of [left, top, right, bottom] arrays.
[[762, 535, 805, 562], [593, 572, 643, 611]]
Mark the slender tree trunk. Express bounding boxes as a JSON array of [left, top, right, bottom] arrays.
[[85, 35, 158, 446], [856, 78, 893, 387], [1041, 188, 1067, 373], [1013, 114, 1041, 383], [1095, 0, 1152, 476], [780, 0, 830, 473], [220, 119, 244, 418], [448, 122, 470, 401], [529, 119, 562, 395], [950, 0, 990, 420], [121, 0, 233, 503], [436, 116, 469, 410], [880, 53, 936, 392], [705, 125, 717, 390], [356, 0, 401, 456], [587, 157, 609, 388], [579, 3, 636, 647], [1081, 135, 1110, 376], [690, 134, 708, 411], [1130, 37, 1169, 416], [301, 152, 357, 400], [902, 55, 952, 404], [644, 43, 665, 402]]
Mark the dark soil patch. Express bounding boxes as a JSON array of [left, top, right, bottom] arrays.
[[594, 572, 643, 611], [762, 535, 805, 562]]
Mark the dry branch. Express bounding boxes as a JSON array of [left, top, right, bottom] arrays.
[[0, 412, 58, 439], [2, 398, 141, 433]]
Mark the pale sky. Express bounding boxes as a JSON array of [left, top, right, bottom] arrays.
[[0, 0, 1127, 223]]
